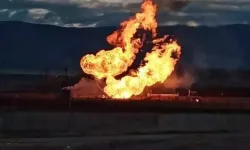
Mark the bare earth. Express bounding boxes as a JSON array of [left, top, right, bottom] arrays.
[[1, 133, 250, 150]]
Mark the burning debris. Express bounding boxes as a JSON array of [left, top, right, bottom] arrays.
[[79, 0, 181, 99]]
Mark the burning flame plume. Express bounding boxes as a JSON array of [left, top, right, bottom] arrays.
[[80, 0, 181, 99]]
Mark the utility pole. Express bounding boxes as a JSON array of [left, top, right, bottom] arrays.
[[187, 89, 191, 101], [42, 68, 49, 92], [65, 67, 69, 81], [64, 67, 73, 135]]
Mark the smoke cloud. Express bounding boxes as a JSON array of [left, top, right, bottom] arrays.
[[69, 70, 195, 99], [67, 69, 195, 99], [68, 78, 105, 99], [163, 70, 195, 89], [126, 0, 190, 12], [155, 0, 189, 11]]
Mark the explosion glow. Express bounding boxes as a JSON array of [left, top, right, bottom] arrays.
[[80, 0, 181, 99]]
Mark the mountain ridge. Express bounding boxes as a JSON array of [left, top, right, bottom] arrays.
[[1, 20, 250, 29], [1, 21, 250, 73]]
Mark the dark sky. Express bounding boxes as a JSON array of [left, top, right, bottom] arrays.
[[1, 0, 250, 27]]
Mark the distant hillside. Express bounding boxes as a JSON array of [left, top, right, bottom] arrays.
[[1, 21, 250, 73]]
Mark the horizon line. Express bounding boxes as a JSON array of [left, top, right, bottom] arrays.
[[1, 20, 249, 29]]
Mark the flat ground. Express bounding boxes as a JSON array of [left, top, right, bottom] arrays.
[[1, 113, 250, 149], [1, 132, 250, 150]]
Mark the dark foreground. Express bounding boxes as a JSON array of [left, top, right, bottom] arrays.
[[1, 133, 250, 150], [1, 95, 250, 113], [1, 112, 250, 150], [1, 97, 250, 149]]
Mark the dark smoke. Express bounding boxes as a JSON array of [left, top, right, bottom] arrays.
[[155, 0, 190, 11], [125, 0, 190, 12]]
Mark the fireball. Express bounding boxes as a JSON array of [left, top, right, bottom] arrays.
[[80, 0, 181, 99]]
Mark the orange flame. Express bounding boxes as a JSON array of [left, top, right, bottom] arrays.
[[80, 0, 181, 99]]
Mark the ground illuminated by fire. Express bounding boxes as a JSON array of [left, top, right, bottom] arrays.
[[80, 0, 181, 99]]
